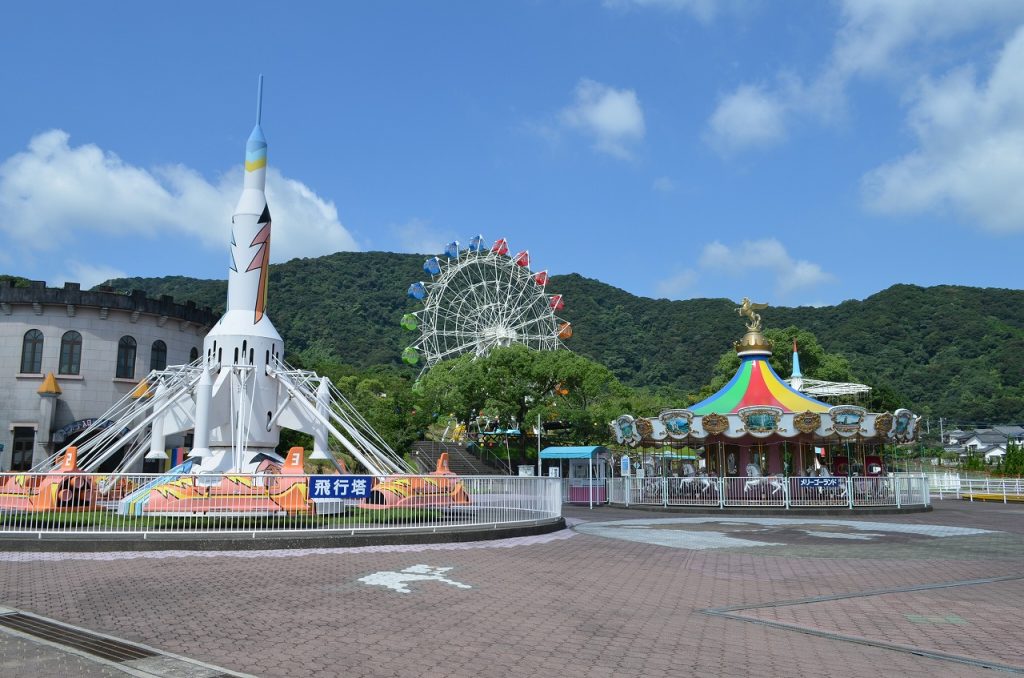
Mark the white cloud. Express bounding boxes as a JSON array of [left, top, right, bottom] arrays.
[[705, 85, 788, 153], [652, 176, 676, 193], [653, 239, 832, 302], [602, 0, 718, 24], [0, 130, 359, 263], [389, 218, 456, 255], [560, 79, 646, 159], [54, 262, 127, 289], [831, 0, 1024, 78], [706, 0, 1024, 153], [863, 25, 1024, 233], [654, 268, 697, 299], [698, 239, 834, 297]]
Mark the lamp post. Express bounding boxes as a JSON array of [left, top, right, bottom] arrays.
[[536, 412, 542, 478]]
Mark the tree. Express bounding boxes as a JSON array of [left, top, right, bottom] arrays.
[[1002, 442, 1024, 477], [417, 346, 621, 463]]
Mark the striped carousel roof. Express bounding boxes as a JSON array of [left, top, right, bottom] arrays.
[[691, 355, 830, 415]]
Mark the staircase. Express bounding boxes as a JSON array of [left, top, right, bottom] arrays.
[[410, 441, 510, 476]]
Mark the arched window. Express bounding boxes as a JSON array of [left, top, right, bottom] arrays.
[[59, 331, 82, 375], [20, 329, 44, 373], [190, 346, 199, 362], [116, 336, 137, 379], [150, 340, 167, 371]]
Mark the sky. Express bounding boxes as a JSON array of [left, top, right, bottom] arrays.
[[2, 1, 1023, 308]]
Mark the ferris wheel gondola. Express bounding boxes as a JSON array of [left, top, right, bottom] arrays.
[[401, 235, 571, 371]]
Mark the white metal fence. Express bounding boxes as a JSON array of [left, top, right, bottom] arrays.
[[0, 473, 562, 536], [603, 475, 931, 510], [953, 477, 1024, 504], [923, 472, 962, 494]]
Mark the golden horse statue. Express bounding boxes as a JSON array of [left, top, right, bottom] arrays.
[[736, 297, 769, 331]]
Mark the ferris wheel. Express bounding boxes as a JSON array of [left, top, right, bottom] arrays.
[[401, 235, 572, 371]]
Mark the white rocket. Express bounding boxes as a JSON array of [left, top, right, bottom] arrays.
[[62, 77, 411, 478], [189, 75, 285, 472]]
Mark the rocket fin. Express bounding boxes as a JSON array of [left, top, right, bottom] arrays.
[[282, 447, 305, 474], [59, 446, 80, 472]]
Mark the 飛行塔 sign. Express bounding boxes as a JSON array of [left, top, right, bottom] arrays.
[[309, 475, 373, 499]]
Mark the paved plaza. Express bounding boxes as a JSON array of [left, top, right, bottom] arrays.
[[2, 500, 1023, 677]]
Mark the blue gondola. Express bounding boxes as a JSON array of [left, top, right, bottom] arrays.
[[423, 257, 441, 276], [407, 282, 427, 300]]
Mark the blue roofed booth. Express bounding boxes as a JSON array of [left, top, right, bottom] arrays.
[[539, 446, 612, 507]]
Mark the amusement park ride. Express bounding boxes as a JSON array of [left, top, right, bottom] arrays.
[[611, 297, 920, 484], [0, 78, 469, 516], [401, 235, 572, 372]]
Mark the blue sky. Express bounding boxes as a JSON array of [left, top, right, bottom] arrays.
[[2, 1, 1023, 307]]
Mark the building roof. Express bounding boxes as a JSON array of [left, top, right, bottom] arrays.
[[966, 431, 1014, 445], [0, 280, 217, 327], [691, 355, 830, 415], [539, 446, 608, 460]]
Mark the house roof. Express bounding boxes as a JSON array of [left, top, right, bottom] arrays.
[[967, 431, 1013, 445]]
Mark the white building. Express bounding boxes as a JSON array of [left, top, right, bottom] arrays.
[[0, 280, 216, 471]]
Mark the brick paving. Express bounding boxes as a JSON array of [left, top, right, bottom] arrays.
[[1, 500, 1022, 677]]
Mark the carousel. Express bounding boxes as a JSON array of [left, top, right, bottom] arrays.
[[609, 299, 923, 509]]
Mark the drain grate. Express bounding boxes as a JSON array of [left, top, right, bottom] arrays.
[[0, 612, 158, 663]]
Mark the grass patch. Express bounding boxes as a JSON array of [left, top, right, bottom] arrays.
[[0, 507, 444, 531]]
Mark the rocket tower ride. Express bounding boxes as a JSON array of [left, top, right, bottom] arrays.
[[192, 77, 285, 471], [23, 78, 412, 480]]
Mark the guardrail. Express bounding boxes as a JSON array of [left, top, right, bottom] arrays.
[[0, 473, 562, 536], [922, 472, 962, 494], [955, 477, 1024, 504], [604, 475, 931, 510]]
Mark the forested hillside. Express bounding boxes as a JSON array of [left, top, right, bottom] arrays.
[[101, 251, 1024, 422]]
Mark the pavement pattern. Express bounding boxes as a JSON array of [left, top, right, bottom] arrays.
[[1, 500, 1023, 677]]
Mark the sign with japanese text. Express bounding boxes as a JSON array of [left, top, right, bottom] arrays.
[[309, 475, 373, 499], [799, 477, 842, 488]]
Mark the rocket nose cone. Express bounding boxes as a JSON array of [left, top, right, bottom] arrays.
[[245, 125, 266, 155], [244, 124, 268, 176], [246, 125, 266, 145]]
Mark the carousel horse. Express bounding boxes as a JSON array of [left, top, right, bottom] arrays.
[[674, 463, 719, 495], [674, 463, 697, 492], [743, 463, 786, 495], [696, 471, 719, 494]]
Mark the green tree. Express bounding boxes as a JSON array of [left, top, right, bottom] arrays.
[[1002, 442, 1024, 477], [418, 346, 621, 463]]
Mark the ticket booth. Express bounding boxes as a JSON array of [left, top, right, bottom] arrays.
[[539, 446, 611, 508]]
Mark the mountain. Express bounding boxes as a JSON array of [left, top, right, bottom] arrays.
[[100, 251, 1024, 423]]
